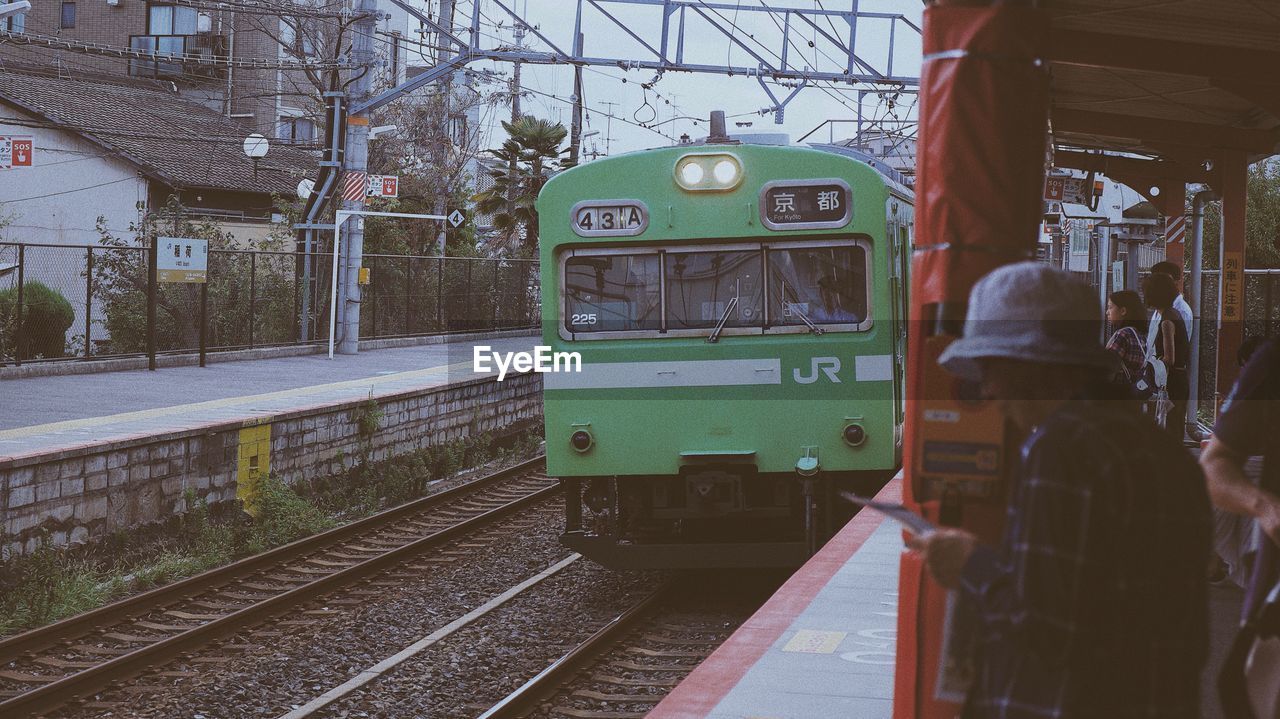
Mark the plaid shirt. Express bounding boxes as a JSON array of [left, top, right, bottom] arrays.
[[1106, 326, 1146, 383], [960, 393, 1211, 719]]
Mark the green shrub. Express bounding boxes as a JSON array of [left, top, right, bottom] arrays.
[[0, 281, 75, 360]]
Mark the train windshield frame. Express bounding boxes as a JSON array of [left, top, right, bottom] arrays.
[[558, 237, 873, 340]]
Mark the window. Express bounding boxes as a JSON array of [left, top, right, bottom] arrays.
[[276, 116, 316, 144], [4, 12, 24, 33], [561, 239, 872, 338], [665, 249, 763, 331], [767, 245, 868, 326], [60, 2, 75, 29], [448, 113, 467, 148], [148, 4, 197, 35], [564, 253, 661, 333]]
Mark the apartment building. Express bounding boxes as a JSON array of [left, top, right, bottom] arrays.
[[0, 0, 406, 146]]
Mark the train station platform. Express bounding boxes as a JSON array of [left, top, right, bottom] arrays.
[[0, 331, 539, 460], [652, 470, 1247, 719], [0, 331, 543, 556]]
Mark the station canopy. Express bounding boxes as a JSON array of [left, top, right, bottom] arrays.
[[1044, 0, 1280, 173]]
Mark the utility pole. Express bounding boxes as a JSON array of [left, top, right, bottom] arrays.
[[569, 33, 584, 165], [337, 0, 378, 355], [510, 13, 525, 121], [433, 0, 456, 254]]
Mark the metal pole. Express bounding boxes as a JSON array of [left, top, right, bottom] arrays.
[[294, 247, 302, 342], [329, 211, 344, 359], [249, 251, 256, 348], [84, 247, 93, 358], [14, 244, 23, 366], [1188, 189, 1217, 424], [404, 256, 411, 335], [147, 239, 158, 370], [492, 260, 500, 329], [569, 32, 584, 165], [465, 259, 473, 331], [437, 257, 444, 331], [199, 282, 208, 367]]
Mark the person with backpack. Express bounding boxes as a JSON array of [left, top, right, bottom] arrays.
[[1105, 289, 1148, 391], [1145, 273, 1190, 439]]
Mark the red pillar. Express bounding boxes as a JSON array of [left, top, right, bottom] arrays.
[[896, 4, 1049, 718], [1215, 151, 1247, 407]]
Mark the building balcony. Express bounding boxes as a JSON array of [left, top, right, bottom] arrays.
[[129, 34, 229, 80]]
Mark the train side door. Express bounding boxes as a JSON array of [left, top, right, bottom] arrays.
[[887, 200, 910, 438]]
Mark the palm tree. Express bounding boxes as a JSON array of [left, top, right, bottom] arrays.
[[473, 116, 570, 250]]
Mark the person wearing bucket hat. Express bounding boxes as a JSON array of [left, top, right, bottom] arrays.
[[909, 262, 1211, 718]]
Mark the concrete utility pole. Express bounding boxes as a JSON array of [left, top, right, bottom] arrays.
[[337, 0, 379, 355], [433, 0, 456, 254], [510, 17, 524, 122]]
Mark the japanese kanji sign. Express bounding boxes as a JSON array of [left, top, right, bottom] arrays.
[[157, 237, 208, 283], [760, 180, 852, 230], [1221, 251, 1243, 322], [367, 174, 399, 198], [0, 135, 33, 169]]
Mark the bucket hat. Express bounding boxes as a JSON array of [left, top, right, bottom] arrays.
[[938, 262, 1117, 382]]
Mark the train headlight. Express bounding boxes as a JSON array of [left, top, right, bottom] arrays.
[[570, 429, 594, 453], [713, 159, 738, 185], [674, 153, 742, 191], [843, 423, 866, 447], [680, 162, 705, 186]]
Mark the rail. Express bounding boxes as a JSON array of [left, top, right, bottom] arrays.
[[0, 456, 554, 716]]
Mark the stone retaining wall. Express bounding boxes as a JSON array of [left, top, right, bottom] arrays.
[[0, 372, 543, 557]]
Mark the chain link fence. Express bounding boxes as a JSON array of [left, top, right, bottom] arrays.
[[0, 242, 540, 366]]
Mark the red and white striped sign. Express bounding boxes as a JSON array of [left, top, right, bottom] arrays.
[[342, 172, 367, 204], [1166, 215, 1186, 246]]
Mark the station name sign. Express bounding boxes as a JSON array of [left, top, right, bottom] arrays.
[[157, 237, 208, 283], [571, 200, 648, 237], [760, 179, 852, 230]]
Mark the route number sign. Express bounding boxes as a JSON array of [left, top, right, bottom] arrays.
[[571, 200, 648, 237]]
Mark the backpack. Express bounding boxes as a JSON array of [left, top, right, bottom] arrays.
[[1123, 325, 1165, 402]]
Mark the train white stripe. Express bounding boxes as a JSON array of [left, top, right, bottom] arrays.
[[542, 358, 782, 390], [855, 354, 895, 382]]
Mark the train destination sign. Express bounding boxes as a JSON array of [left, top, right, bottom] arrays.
[[570, 200, 648, 237], [760, 179, 852, 230]]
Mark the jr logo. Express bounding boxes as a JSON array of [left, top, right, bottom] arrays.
[[794, 356, 842, 384]]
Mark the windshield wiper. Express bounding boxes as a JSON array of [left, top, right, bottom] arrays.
[[790, 305, 825, 336], [707, 296, 739, 343]]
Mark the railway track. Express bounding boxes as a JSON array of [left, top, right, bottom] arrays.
[[0, 456, 556, 717], [478, 573, 777, 719]]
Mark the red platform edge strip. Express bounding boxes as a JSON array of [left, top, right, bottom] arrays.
[[648, 473, 904, 719]]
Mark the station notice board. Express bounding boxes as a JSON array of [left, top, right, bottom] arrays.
[[158, 237, 208, 283]]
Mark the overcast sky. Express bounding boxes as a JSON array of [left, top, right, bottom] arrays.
[[387, 1, 923, 157]]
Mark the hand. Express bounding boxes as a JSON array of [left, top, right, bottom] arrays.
[[1259, 500, 1280, 548], [907, 528, 977, 590]]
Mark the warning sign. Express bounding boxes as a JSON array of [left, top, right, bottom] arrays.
[[366, 174, 399, 198], [0, 135, 33, 169], [157, 237, 208, 283], [1222, 251, 1244, 322]]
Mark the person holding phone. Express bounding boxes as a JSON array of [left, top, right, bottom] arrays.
[[910, 263, 1211, 719]]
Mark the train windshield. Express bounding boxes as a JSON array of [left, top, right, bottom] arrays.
[[767, 245, 868, 326], [563, 253, 662, 332], [665, 250, 764, 330], [560, 239, 870, 338]]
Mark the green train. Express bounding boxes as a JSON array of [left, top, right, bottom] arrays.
[[537, 116, 913, 568]]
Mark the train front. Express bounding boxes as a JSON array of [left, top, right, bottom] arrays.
[[537, 137, 906, 569]]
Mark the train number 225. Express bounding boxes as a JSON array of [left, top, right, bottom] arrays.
[[571, 313, 598, 325]]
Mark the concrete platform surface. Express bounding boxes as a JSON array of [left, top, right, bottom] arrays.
[[0, 334, 539, 460], [651, 478, 902, 719]]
